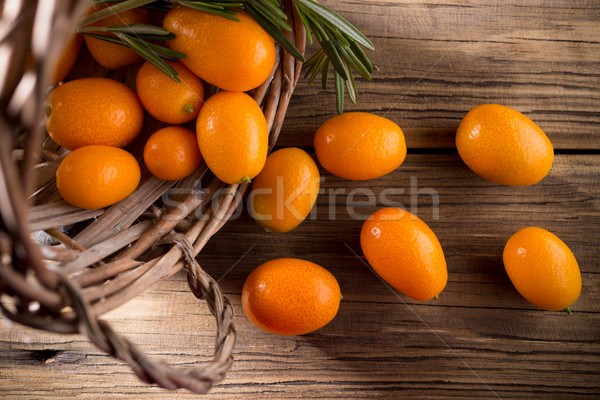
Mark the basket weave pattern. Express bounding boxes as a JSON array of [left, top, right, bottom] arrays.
[[0, 0, 305, 392]]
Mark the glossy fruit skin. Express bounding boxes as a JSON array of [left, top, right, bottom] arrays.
[[249, 148, 320, 233], [503, 227, 581, 311], [56, 145, 141, 209], [143, 126, 202, 181], [164, 6, 276, 92], [52, 34, 83, 84], [360, 207, 447, 301], [45, 77, 144, 150], [136, 61, 205, 124], [84, 4, 149, 69], [314, 112, 406, 181], [196, 91, 268, 184], [242, 258, 341, 336], [456, 104, 554, 186]]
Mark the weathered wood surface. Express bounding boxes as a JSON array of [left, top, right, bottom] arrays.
[[281, 0, 600, 149], [1, 0, 599, 399]]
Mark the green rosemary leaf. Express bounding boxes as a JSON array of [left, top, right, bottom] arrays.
[[184, 1, 236, 11], [302, 49, 325, 71], [315, 24, 348, 80], [349, 40, 374, 74], [345, 66, 358, 104], [306, 53, 327, 86], [92, 0, 173, 10], [294, 4, 314, 45], [79, 24, 176, 40], [79, 32, 125, 46], [205, 2, 245, 6], [321, 58, 330, 90], [261, 0, 280, 8], [178, 1, 241, 21], [115, 33, 181, 82], [80, 0, 157, 27], [81, 31, 184, 61], [296, 0, 374, 50], [139, 40, 187, 60], [304, 11, 329, 42], [246, 0, 291, 32], [254, 0, 288, 22], [331, 29, 351, 48], [333, 37, 371, 80], [245, 5, 305, 61], [334, 71, 345, 115]]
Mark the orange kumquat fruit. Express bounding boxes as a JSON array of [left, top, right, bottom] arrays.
[[164, 6, 276, 92], [360, 207, 447, 301], [314, 112, 407, 181], [144, 126, 202, 181], [136, 60, 205, 125], [503, 227, 581, 312], [56, 145, 141, 209], [456, 104, 554, 186], [52, 34, 83, 84], [249, 147, 320, 233], [45, 77, 144, 150], [84, 3, 149, 70], [242, 258, 341, 336], [196, 91, 268, 184]]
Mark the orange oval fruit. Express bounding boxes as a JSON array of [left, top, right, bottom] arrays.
[[314, 112, 407, 181], [143, 126, 202, 181], [84, 3, 149, 69], [360, 207, 447, 301], [45, 77, 144, 150], [136, 60, 205, 124], [164, 6, 276, 92], [242, 258, 341, 336], [56, 145, 141, 209], [249, 147, 320, 233], [52, 34, 83, 84], [196, 91, 268, 184], [456, 104, 554, 186], [503, 227, 581, 312]]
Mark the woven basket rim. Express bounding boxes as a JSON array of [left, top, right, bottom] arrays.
[[0, 0, 305, 393]]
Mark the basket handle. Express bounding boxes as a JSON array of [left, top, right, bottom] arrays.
[[54, 235, 236, 393]]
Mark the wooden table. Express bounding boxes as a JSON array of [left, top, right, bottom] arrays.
[[1, 1, 599, 398]]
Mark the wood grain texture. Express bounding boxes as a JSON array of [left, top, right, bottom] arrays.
[[280, 0, 600, 149], [2, 155, 599, 399], [2, 0, 600, 399]]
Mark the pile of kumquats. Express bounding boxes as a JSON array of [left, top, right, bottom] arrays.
[[45, 2, 581, 337]]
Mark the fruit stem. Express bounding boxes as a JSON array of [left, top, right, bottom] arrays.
[[184, 104, 194, 113], [241, 176, 251, 183], [564, 307, 572, 315]]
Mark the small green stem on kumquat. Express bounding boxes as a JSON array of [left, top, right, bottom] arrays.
[[564, 307, 572, 315], [184, 104, 194, 113]]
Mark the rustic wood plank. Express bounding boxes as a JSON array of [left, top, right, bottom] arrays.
[[1, 154, 598, 399], [2, 1, 599, 398], [281, 0, 600, 149]]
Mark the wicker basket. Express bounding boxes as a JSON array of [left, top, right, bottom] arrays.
[[0, 0, 305, 393]]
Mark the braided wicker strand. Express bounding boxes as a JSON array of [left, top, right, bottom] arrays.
[[0, 0, 305, 393]]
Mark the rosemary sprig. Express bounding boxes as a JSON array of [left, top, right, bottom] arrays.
[[79, 0, 374, 113], [79, 0, 185, 82], [295, 0, 374, 114], [178, 0, 373, 113]]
